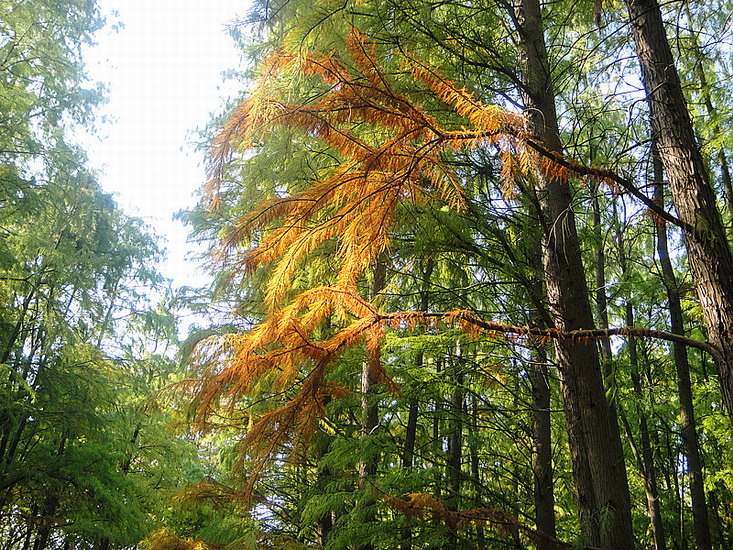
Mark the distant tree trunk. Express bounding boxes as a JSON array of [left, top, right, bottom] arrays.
[[356, 261, 387, 550], [446, 341, 464, 512], [514, 0, 635, 547], [652, 145, 713, 550], [20, 504, 37, 550], [527, 250, 556, 545], [401, 259, 432, 550], [614, 212, 667, 550], [32, 437, 66, 550], [315, 462, 334, 546], [625, 0, 733, 430], [590, 184, 613, 371], [433, 359, 443, 499], [528, 341, 556, 546], [468, 395, 486, 547]]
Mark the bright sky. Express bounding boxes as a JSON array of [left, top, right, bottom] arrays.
[[83, 0, 248, 287]]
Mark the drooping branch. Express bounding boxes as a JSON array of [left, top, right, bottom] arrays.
[[520, 138, 687, 230], [376, 488, 585, 550], [207, 30, 684, 305], [381, 309, 721, 362]]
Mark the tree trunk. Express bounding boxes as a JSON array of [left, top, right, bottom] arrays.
[[401, 259, 432, 550], [625, 0, 733, 429], [684, 3, 733, 236], [653, 148, 713, 550], [513, 0, 635, 547], [447, 342, 464, 512], [528, 341, 556, 545], [356, 261, 387, 550], [527, 249, 556, 545]]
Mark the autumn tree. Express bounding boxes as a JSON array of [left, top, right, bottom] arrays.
[[182, 0, 733, 548]]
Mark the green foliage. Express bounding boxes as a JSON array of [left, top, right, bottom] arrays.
[[184, 0, 733, 544]]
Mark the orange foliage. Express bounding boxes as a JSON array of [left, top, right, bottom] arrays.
[[205, 29, 553, 305], [191, 29, 691, 491], [142, 528, 221, 550], [380, 491, 574, 549]]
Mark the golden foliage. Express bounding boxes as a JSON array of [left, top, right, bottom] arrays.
[[173, 477, 241, 510], [190, 28, 708, 499], [142, 528, 221, 550], [380, 491, 574, 549], [205, 29, 558, 306]]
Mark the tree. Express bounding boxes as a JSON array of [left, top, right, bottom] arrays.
[[182, 0, 733, 547]]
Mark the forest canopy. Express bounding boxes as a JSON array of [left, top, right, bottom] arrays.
[[3, 0, 733, 549]]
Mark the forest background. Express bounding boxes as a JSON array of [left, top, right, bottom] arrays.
[[1, 0, 733, 549]]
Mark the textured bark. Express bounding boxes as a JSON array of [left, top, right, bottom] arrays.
[[685, 3, 733, 236], [528, 341, 556, 545], [527, 249, 556, 545], [513, 0, 635, 547], [625, 0, 733, 429]]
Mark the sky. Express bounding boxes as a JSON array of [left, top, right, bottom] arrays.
[[82, 0, 248, 287]]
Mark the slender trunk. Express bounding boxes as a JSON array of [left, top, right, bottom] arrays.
[[514, 0, 634, 546], [401, 260, 432, 550], [32, 437, 66, 550], [610, 202, 666, 549], [469, 396, 486, 547], [20, 504, 37, 550], [433, 358, 443, 498], [622, 305, 667, 550], [356, 262, 387, 550], [402, 399, 418, 471], [527, 249, 556, 544], [316, 451, 333, 549], [591, 186, 613, 370], [528, 343, 555, 544], [625, 0, 733, 429], [400, 395, 418, 550], [652, 148, 713, 550], [446, 342, 464, 511]]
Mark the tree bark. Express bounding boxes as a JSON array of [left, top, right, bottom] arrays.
[[625, 0, 733, 429], [528, 340, 556, 545], [527, 249, 556, 545], [513, 0, 635, 547]]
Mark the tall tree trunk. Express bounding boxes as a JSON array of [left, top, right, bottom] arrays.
[[527, 248, 556, 545], [652, 146, 713, 550], [528, 342, 556, 545], [614, 215, 667, 550], [625, 0, 733, 429], [446, 342, 464, 512], [356, 261, 387, 550], [591, 184, 613, 370], [401, 259, 432, 550], [513, 0, 635, 547]]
